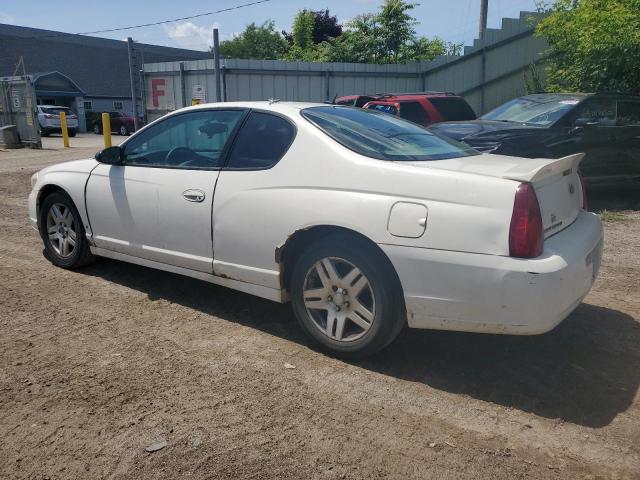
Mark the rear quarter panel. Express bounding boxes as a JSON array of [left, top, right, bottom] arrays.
[[211, 115, 518, 289]]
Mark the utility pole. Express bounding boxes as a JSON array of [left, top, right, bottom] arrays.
[[479, 0, 489, 40], [126, 37, 139, 131], [213, 28, 222, 103]]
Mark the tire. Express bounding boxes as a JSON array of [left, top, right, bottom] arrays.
[[39, 191, 95, 269], [68, 130, 77, 137], [290, 235, 405, 357], [119, 125, 129, 136], [40, 127, 49, 137], [93, 123, 101, 134]]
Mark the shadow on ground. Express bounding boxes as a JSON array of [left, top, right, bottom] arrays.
[[82, 258, 640, 429]]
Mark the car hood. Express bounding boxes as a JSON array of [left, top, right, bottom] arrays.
[[430, 120, 543, 141]]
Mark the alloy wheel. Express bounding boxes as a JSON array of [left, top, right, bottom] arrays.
[[46, 203, 77, 258], [302, 257, 376, 342]]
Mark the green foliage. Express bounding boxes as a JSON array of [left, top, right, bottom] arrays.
[[218, 21, 289, 60], [598, 210, 627, 222], [536, 0, 640, 93], [292, 10, 315, 51], [524, 63, 547, 93], [220, 1, 452, 64], [377, 0, 418, 62]]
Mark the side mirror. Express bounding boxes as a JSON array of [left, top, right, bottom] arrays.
[[95, 146, 123, 164], [574, 118, 599, 127]]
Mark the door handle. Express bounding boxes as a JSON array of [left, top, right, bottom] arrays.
[[182, 189, 205, 202]]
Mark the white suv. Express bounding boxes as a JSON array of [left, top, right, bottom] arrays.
[[37, 106, 79, 137]]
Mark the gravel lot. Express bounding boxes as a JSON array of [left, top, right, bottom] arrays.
[[1, 136, 639, 479]]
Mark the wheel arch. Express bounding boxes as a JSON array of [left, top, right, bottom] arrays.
[[275, 224, 404, 299], [36, 184, 70, 220]]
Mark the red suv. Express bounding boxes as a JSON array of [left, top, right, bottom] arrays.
[[353, 92, 476, 126]]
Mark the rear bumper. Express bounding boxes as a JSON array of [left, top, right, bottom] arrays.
[[41, 126, 78, 133], [381, 211, 603, 335]]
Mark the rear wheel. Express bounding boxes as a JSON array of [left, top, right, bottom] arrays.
[[119, 125, 129, 136], [93, 123, 101, 134], [39, 191, 95, 269], [291, 235, 405, 357], [68, 129, 77, 137]]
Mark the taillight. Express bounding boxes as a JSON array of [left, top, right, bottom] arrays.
[[578, 172, 588, 210], [509, 183, 543, 258]]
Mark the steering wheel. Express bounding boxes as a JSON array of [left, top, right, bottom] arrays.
[[165, 146, 194, 165]]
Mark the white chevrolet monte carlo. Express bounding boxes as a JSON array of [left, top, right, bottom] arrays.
[[29, 102, 604, 356]]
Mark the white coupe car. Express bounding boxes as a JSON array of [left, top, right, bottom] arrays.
[[29, 102, 603, 356]]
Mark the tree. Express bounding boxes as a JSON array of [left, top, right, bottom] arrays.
[[377, 0, 418, 62], [218, 21, 289, 60], [536, 0, 640, 93], [311, 9, 343, 44]]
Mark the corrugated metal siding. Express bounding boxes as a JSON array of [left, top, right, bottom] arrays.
[[143, 11, 547, 118]]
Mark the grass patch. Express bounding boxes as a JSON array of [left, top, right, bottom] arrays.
[[598, 210, 627, 222]]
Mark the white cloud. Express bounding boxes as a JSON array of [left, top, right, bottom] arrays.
[[0, 12, 16, 24], [164, 21, 220, 51]]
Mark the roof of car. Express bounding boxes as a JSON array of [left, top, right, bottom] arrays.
[[178, 101, 327, 116]]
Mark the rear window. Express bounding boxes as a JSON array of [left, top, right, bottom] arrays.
[[40, 107, 71, 115], [301, 106, 478, 161], [429, 97, 476, 121]]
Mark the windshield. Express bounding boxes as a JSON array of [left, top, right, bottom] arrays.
[[481, 95, 584, 126], [301, 106, 478, 161]]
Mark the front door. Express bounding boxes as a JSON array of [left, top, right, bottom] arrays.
[[86, 109, 246, 273]]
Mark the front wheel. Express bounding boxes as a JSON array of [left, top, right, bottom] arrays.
[[290, 236, 405, 357], [93, 123, 101, 134], [119, 125, 129, 136], [39, 191, 95, 269]]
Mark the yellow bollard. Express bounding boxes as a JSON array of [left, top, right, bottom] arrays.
[[59, 111, 70, 148], [101, 112, 112, 148]]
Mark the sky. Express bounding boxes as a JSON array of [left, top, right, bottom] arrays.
[[0, 0, 539, 51]]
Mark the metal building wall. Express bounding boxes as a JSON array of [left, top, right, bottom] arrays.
[[143, 11, 547, 120]]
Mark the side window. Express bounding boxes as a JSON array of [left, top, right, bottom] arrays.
[[574, 97, 617, 126], [399, 101, 429, 124], [123, 110, 245, 169], [226, 112, 295, 169], [616, 99, 640, 126]]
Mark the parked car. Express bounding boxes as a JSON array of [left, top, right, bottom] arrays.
[[29, 102, 602, 356], [430, 92, 640, 185], [36, 105, 78, 137], [362, 92, 477, 126], [92, 111, 137, 136]]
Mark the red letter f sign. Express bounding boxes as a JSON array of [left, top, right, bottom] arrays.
[[151, 78, 166, 108]]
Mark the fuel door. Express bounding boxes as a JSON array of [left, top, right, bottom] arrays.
[[387, 202, 428, 238]]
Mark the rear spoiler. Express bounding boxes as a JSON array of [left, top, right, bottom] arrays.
[[501, 153, 585, 183]]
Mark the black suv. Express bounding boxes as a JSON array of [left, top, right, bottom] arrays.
[[430, 93, 640, 184]]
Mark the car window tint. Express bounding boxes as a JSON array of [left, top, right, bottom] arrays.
[[366, 104, 398, 115], [399, 101, 429, 124], [302, 106, 478, 161], [428, 97, 476, 121], [574, 97, 617, 126], [123, 110, 245, 169], [226, 112, 295, 169], [617, 99, 640, 126]]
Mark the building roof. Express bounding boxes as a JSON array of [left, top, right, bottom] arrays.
[[0, 23, 211, 98]]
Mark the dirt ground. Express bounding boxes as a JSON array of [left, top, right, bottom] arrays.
[[1, 136, 639, 479]]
